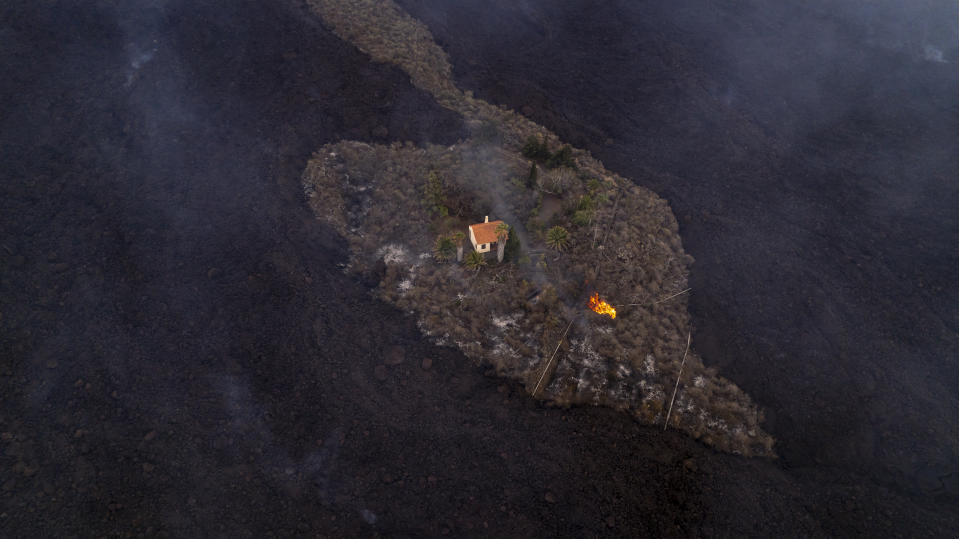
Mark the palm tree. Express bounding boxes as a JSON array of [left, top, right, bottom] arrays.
[[464, 250, 486, 271], [433, 234, 456, 262], [545, 226, 570, 251], [450, 231, 466, 262], [495, 223, 510, 262]]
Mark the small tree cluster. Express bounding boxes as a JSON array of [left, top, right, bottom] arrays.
[[522, 136, 576, 169], [422, 170, 449, 217], [522, 136, 551, 161], [571, 193, 597, 227], [433, 234, 456, 261]]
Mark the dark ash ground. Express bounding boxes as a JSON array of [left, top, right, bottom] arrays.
[[1, 0, 957, 536]]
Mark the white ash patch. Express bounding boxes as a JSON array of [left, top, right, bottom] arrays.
[[639, 379, 666, 406], [416, 318, 450, 346], [698, 408, 730, 432], [378, 243, 410, 265], [491, 341, 519, 362], [491, 312, 521, 330], [398, 260, 423, 293], [455, 341, 483, 356], [571, 338, 603, 371], [642, 354, 657, 376], [416, 318, 435, 337], [569, 338, 608, 403]]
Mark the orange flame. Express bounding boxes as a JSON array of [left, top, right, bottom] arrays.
[[588, 292, 617, 319]]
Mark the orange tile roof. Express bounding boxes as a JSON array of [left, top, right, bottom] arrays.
[[470, 220, 507, 245]]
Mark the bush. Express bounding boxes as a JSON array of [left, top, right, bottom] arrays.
[[572, 209, 593, 227], [522, 136, 550, 161], [542, 167, 575, 195], [526, 162, 538, 189], [422, 170, 449, 217], [587, 177, 601, 194], [433, 234, 456, 261], [504, 227, 521, 261], [464, 250, 486, 270], [546, 144, 575, 169], [546, 226, 570, 251]]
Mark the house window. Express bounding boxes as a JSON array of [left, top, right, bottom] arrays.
[[481, 244, 487, 249]]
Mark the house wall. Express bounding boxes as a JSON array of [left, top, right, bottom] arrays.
[[469, 227, 478, 249], [469, 227, 491, 253]]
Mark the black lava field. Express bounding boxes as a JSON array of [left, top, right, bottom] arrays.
[[2, 0, 956, 536]]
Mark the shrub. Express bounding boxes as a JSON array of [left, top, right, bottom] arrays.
[[422, 170, 449, 217], [433, 234, 456, 261], [522, 136, 550, 161], [504, 227, 521, 261], [546, 226, 570, 251], [526, 162, 538, 189], [572, 209, 593, 227], [541, 167, 575, 195], [464, 250, 487, 270], [546, 144, 575, 169], [587, 177, 601, 194]]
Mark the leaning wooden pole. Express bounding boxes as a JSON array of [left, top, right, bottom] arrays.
[[664, 331, 692, 431], [532, 317, 576, 396]]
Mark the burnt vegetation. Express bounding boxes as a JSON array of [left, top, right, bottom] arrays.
[[306, 0, 774, 455], [304, 135, 773, 456]]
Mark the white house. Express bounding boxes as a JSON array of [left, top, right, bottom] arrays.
[[468, 216, 508, 255]]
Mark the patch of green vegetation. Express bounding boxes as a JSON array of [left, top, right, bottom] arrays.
[[546, 226, 570, 251], [523, 136, 576, 170], [546, 144, 575, 169], [464, 249, 486, 270], [433, 234, 456, 262], [422, 170, 449, 217], [522, 136, 551, 161]]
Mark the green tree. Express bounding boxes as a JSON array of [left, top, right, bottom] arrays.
[[546, 144, 575, 169], [464, 250, 486, 271], [526, 162, 538, 189], [522, 136, 550, 161], [433, 234, 456, 261], [495, 222, 510, 240], [546, 226, 570, 251], [422, 171, 448, 217], [504, 226, 521, 262]]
